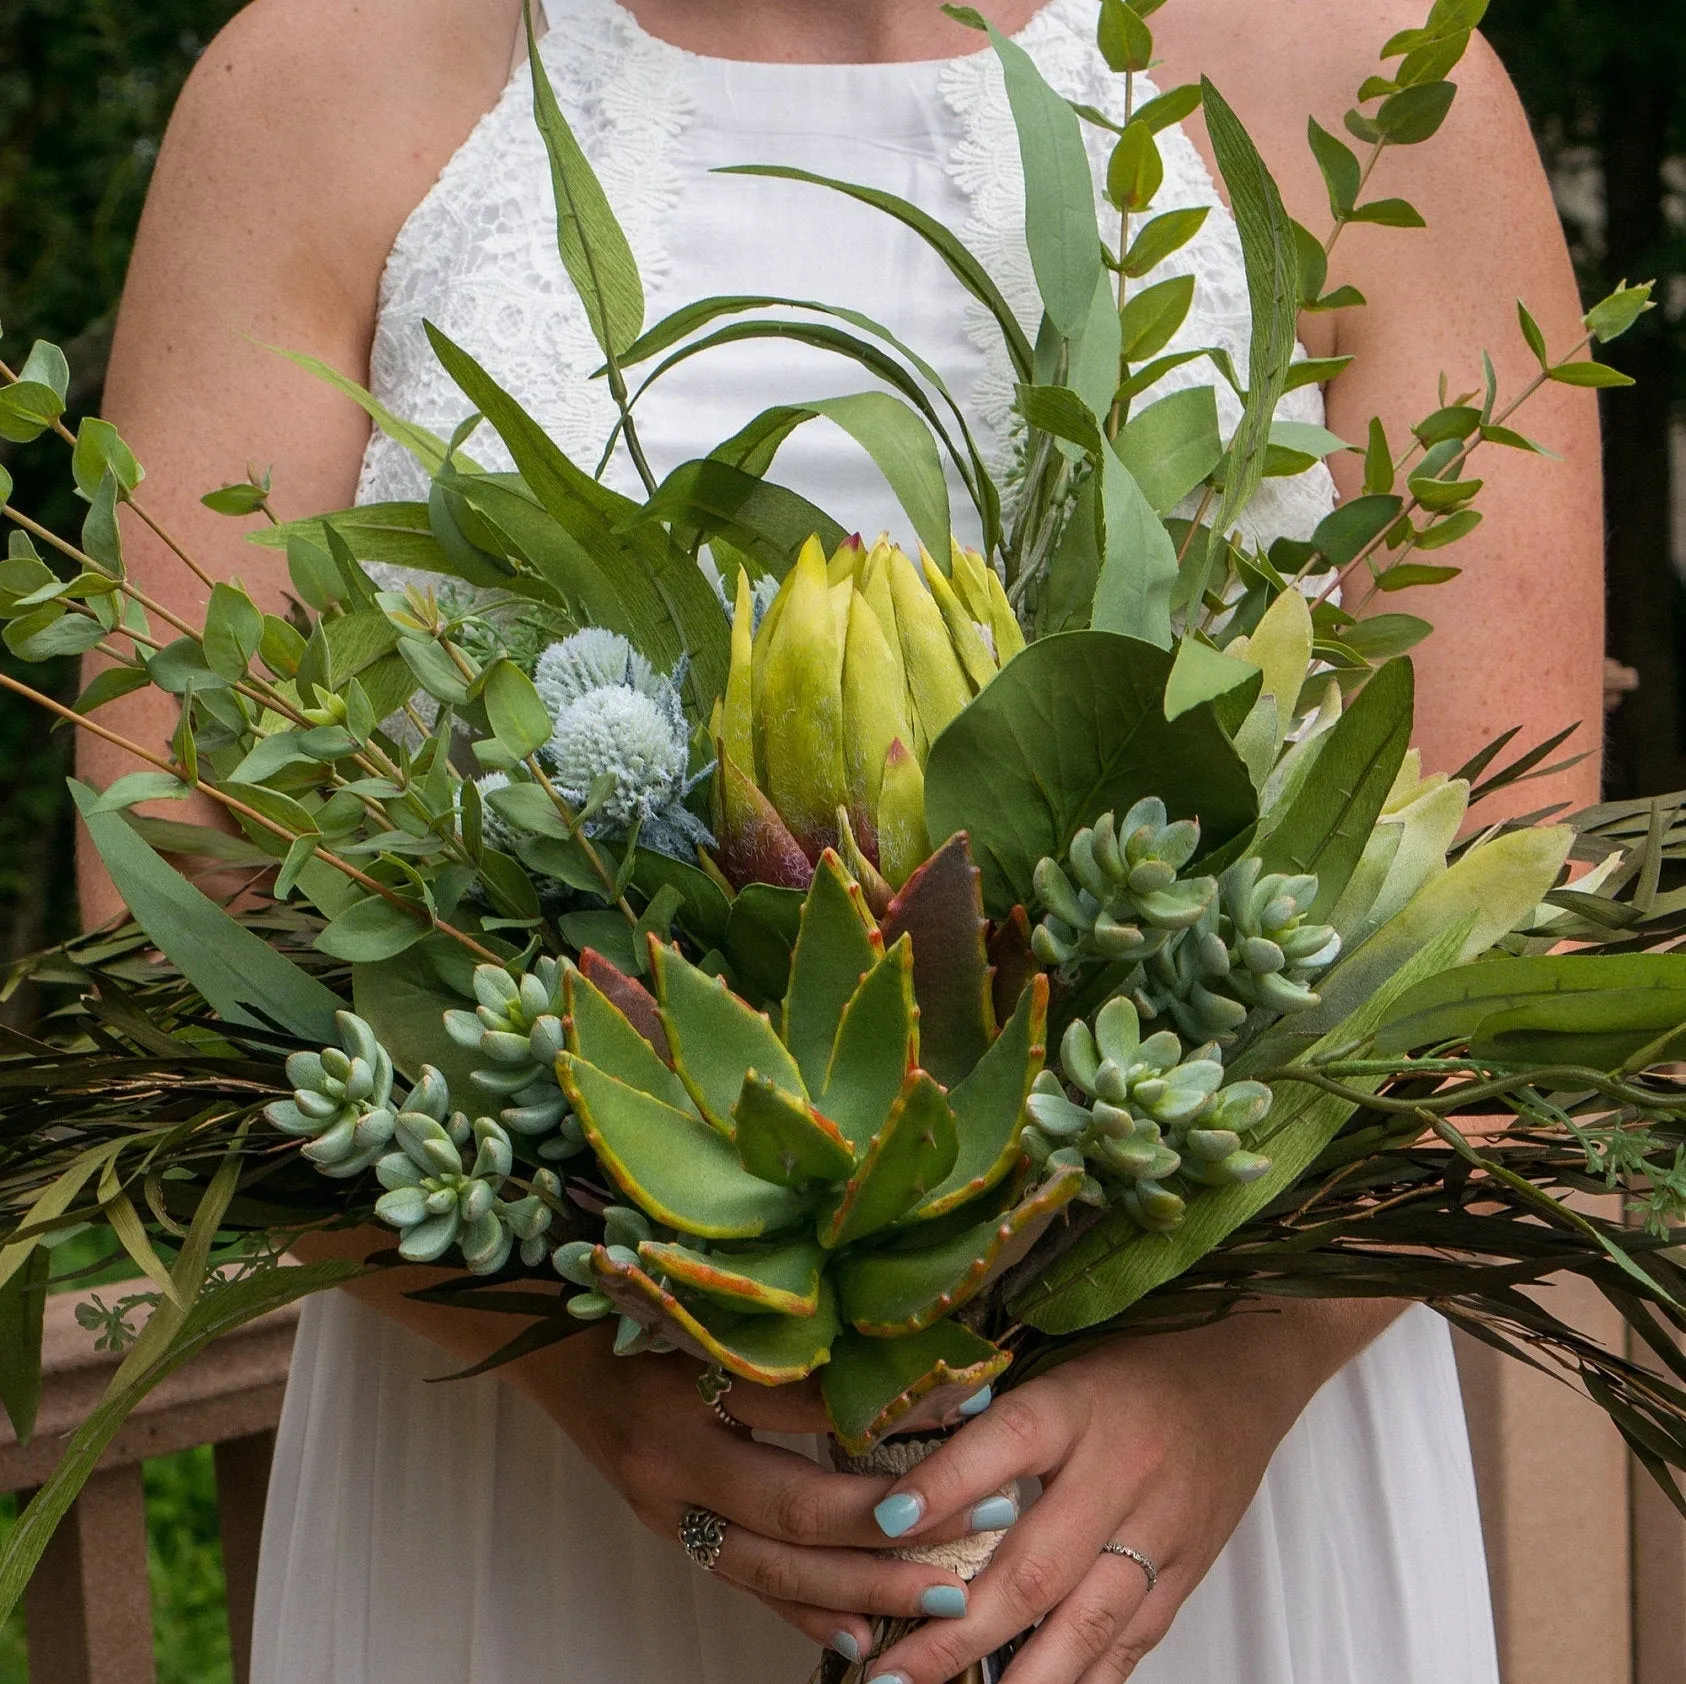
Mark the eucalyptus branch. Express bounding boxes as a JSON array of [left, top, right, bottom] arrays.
[[525, 757, 639, 926], [1321, 139, 1388, 260], [1106, 68, 1137, 444], [0, 357, 218, 592], [1295, 327, 1600, 614], [0, 666, 504, 964]]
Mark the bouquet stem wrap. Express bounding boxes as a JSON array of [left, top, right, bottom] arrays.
[[819, 1436, 1020, 1684]]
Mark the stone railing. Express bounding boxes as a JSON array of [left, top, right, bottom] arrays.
[[0, 1288, 298, 1684]]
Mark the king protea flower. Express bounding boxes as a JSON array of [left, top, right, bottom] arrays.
[[709, 533, 1023, 898]]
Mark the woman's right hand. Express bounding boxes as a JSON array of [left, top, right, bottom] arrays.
[[514, 1325, 1000, 1661]]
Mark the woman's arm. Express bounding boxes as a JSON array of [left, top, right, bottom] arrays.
[[863, 16, 1604, 1684], [82, 0, 523, 922]]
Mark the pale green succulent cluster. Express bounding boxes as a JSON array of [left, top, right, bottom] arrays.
[[442, 959, 583, 1157], [1024, 998, 1274, 1232], [1031, 802, 1341, 1048], [267, 1012, 563, 1272], [551, 1206, 674, 1356], [1135, 860, 1340, 1042], [1031, 800, 1215, 968], [268, 1012, 398, 1179]]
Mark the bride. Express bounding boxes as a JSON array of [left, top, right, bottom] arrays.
[[83, 0, 1603, 1679]]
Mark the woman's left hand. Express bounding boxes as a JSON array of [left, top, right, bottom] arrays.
[[861, 1302, 1397, 1684]]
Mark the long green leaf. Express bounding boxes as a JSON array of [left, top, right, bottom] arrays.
[[267, 349, 465, 476], [987, 22, 1105, 338], [250, 504, 456, 586], [72, 782, 343, 1043], [0, 1259, 361, 1628], [1015, 387, 1177, 647], [425, 328, 728, 712], [1184, 80, 1300, 622], [716, 167, 1035, 381], [0, 1248, 48, 1444], [924, 632, 1256, 911], [626, 316, 993, 540], [109, 1146, 243, 1393], [524, 0, 643, 357], [1259, 658, 1414, 917], [805, 393, 952, 561], [1242, 825, 1574, 1070], [1376, 952, 1686, 1057], [632, 459, 847, 571], [695, 395, 953, 564], [0, 1148, 120, 1297], [1090, 445, 1179, 648]]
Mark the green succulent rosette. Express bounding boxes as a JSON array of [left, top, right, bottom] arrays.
[[553, 841, 1075, 1452]]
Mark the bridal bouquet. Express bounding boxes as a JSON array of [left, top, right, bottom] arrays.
[[2, 0, 1684, 1672]]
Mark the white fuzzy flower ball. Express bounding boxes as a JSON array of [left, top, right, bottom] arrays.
[[534, 629, 658, 719], [547, 688, 687, 828]]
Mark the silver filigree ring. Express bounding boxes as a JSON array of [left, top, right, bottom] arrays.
[[1100, 1541, 1158, 1592], [680, 1506, 730, 1570]]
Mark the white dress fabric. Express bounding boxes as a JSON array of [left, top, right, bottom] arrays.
[[253, 1, 1501, 1679]]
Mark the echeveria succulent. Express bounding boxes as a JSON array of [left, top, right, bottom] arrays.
[[1031, 806, 1341, 1048], [554, 839, 1073, 1451], [267, 1011, 397, 1179]]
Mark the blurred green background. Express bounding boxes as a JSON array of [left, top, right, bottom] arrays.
[[0, 0, 1682, 1676]]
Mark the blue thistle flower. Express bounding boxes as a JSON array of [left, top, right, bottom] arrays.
[[533, 630, 712, 862]]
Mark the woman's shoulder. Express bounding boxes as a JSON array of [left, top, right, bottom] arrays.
[[1164, 0, 1541, 269], [155, 0, 524, 298], [1167, 0, 1525, 166]]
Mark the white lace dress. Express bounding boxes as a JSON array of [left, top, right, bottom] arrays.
[[252, 2, 1501, 1678]]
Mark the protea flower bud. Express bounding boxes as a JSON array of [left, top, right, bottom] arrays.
[[709, 534, 1021, 892]]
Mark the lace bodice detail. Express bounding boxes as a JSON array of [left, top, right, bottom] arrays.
[[356, 0, 1335, 551]]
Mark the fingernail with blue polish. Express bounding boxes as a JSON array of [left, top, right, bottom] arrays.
[[958, 1385, 993, 1417], [874, 1491, 925, 1538], [921, 1583, 969, 1619], [867, 1674, 908, 1684], [968, 1494, 1018, 1532], [830, 1631, 863, 1663]]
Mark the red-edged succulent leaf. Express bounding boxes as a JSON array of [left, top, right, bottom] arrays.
[[782, 850, 883, 1093], [819, 1071, 959, 1249], [819, 934, 919, 1153], [651, 937, 807, 1133], [580, 948, 671, 1063], [881, 833, 993, 1087], [987, 906, 1040, 1028], [711, 744, 815, 892], [564, 965, 695, 1116], [907, 973, 1048, 1222], [638, 1237, 826, 1318], [559, 1056, 805, 1239], [835, 807, 895, 919], [590, 1249, 839, 1384], [821, 1322, 1012, 1454], [837, 1159, 1083, 1335], [732, 1073, 856, 1186]]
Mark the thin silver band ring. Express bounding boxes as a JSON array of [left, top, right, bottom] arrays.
[[1100, 1541, 1159, 1592]]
